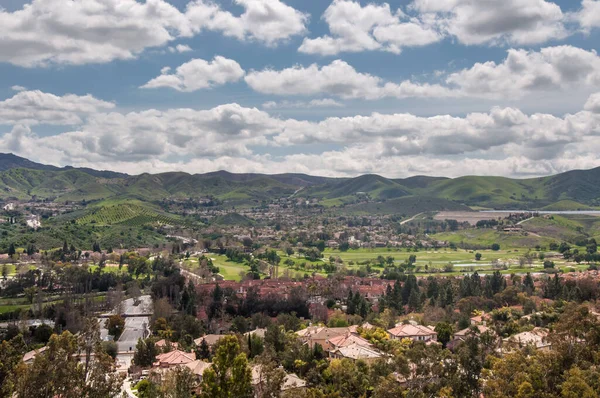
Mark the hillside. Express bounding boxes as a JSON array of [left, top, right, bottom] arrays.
[[0, 154, 600, 210]]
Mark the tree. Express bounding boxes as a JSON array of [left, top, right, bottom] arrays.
[[0, 336, 24, 397], [196, 338, 211, 360], [14, 331, 122, 398], [435, 322, 453, 348], [491, 243, 500, 251], [133, 338, 158, 368], [7, 243, 16, 257], [161, 366, 197, 398], [105, 315, 125, 339], [200, 335, 253, 398], [475, 253, 482, 261], [253, 354, 286, 398]]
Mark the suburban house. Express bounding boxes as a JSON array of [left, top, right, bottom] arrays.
[[502, 328, 551, 352], [155, 339, 179, 350], [252, 365, 306, 393], [184, 359, 212, 382], [298, 327, 351, 350], [22, 346, 48, 364], [153, 350, 196, 368], [326, 332, 373, 351], [194, 334, 227, 349], [387, 324, 437, 342], [329, 343, 384, 363]]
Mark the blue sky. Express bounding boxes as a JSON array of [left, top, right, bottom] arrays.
[[1, 0, 600, 177]]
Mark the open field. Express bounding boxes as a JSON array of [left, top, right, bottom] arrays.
[[434, 211, 511, 225]]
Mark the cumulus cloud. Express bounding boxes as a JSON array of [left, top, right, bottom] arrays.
[[299, 0, 441, 55], [248, 46, 600, 101], [185, 0, 308, 46], [246, 60, 454, 99], [262, 99, 344, 109], [585, 92, 600, 113], [446, 45, 600, 98], [168, 44, 193, 53], [0, 0, 307, 67], [0, 90, 115, 126], [142, 56, 245, 92], [11, 86, 26, 92], [574, 0, 600, 30], [411, 0, 568, 45], [1, 92, 600, 177], [0, 0, 193, 67]]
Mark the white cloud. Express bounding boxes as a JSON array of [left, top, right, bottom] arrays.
[[253, 46, 600, 101], [3, 90, 600, 178], [0, 0, 307, 67], [185, 0, 308, 46], [585, 92, 600, 113], [142, 56, 245, 92], [411, 0, 568, 45], [0, 0, 193, 67], [446, 45, 600, 98], [299, 0, 441, 56], [168, 44, 193, 53], [0, 90, 115, 126], [11, 85, 26, 92], [574, 0, 600, 30], [262, 99, 344, 109], [246, 60, 453, 99]]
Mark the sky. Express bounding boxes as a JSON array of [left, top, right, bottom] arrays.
[[1, 0, 600, 178]]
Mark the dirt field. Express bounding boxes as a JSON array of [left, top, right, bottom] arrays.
[[434, 211, 509, 225]]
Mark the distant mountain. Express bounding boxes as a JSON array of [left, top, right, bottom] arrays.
[[0, 153, 127, 179], [0, 153, 61, 172], [0, 153, 599, 210]]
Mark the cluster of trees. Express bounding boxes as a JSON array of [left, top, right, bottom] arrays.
[[0, 319, 123, 398]]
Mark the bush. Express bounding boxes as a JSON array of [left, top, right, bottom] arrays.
[[491, 243, 501, 251]]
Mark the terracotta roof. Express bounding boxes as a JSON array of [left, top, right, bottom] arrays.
[[194, 334, 227, 347], [327, 333, 372, 349], [154, 350, 196, 366], [185, 360, 212, 376], [455, 325, 490, 337], [332, 343, 383, 360], [155, 339, 179, 349], [387, 324, 437, 338], [23, 346, 48, 363]]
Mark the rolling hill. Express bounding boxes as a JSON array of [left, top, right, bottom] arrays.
[[1, 153, 600, 210]]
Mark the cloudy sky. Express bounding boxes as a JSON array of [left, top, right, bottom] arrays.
[[1, 0, 600, 178]]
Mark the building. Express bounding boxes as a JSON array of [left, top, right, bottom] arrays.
[[153, 350, 196, 368], [502, 328, 550, 352], [252, 365, 306, 393], [329, 343, 384, 364], [194, 334, 227, 348], [387, 324, 437, 342]]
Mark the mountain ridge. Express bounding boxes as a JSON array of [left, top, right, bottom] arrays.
[[1, 153, 599, 210]]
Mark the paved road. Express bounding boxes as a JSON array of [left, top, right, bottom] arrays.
[[400, 212, 424, 225], [117, 316, 150, 352]]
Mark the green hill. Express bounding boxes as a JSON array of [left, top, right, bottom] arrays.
[[75, 203, 182, 226], [1, 154, 600, 211]]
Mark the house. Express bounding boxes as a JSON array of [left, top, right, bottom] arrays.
[[300, 327, 350, 350], [252, 365, 306, 393], [326, 332, 372, 351], [470, 312, 490, 325], [153, 350, 196, 368], [155, 339, 179, 350], [244, 328, 267, 339], [329, 343, 384, 364], [23, 346, 48, 364], [454, 325, 490, 341], [194, 334, 227, 348], [184, 360, 212, 381], [502, 328, 550, 351], [387, 324, 437, 342]]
